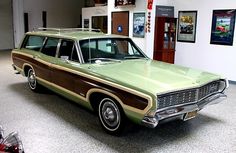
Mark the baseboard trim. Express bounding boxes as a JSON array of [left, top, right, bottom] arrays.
[[0, 49, 12, 51], [229, 80, 236, 85]]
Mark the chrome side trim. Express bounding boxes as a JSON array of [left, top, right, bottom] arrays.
[[142, 92, 227, 128]]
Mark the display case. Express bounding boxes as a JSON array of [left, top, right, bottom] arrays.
[[153, 17, 177, 64]]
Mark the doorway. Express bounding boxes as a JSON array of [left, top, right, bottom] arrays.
[[0, 0, 14, 50], [92, 16, 107, 33], [112, 11, 129, 36], [42, 11, 47, 28], [24, 13, 29, 32]]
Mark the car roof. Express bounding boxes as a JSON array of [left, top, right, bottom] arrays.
[[26, 29, 129, 41]]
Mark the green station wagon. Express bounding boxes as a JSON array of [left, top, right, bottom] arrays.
[[12, 28, 228, 135]]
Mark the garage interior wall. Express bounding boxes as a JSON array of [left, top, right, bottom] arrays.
[[82, 6, 108, 29], [23, 0, 84, 30], [10, 0, 236, 81], [107, 0, 174, 58], [0, 0, 14, 50], [107, 0, 147, 51], [13, 0, 84, 48], [171, 0, 236, 81]]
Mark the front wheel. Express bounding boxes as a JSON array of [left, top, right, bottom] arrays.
[[98, 98, 125, 135]]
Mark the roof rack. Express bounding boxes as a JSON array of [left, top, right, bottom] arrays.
[[37, 28, 102, 34]]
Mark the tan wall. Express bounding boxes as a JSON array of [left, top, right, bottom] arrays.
[[23, 0, 84, 31]]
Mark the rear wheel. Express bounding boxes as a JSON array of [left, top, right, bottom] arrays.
[[98, 98, 125, 135], [27, 68, 41, 92]]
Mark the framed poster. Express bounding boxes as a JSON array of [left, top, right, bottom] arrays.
[[177, 11, 197, 43], [115, 0, 135, 7], [210, 9, 236, 46], [133, 13, 145, 38]]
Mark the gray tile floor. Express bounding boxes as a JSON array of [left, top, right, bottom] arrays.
[[0, 50, 236, 153]]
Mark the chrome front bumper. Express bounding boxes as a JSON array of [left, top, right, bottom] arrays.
[[142, 92, 227, 128]]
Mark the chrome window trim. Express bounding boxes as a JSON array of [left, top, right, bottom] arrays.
[[55, 39, 62, 58], [40, 36, 47, 52], [75, 41, 84, 63], [56, 38, 81, 63]]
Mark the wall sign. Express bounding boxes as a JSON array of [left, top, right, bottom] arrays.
[[156, 5, 174, 17], [117, 25, 123, 33]]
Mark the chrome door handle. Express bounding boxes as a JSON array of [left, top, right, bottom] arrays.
[[33, 55, 39, 59]]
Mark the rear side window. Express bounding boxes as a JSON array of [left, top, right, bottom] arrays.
[[22, 35, 45, 51], [41, 38, 59, 57]]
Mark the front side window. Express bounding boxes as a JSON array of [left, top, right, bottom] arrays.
[[21, 35, 45, 51], [58, 39, 79, 62], [79, 38, 145, 63], [41, 38, 59, 57]]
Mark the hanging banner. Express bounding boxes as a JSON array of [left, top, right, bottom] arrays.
[[146, 12, 151, 33], [147, 0, 153, 10]]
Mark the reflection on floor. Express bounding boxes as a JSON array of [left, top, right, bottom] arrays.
[[0, 50, 236, 153]]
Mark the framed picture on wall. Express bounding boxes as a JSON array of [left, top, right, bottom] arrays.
[[84, 19, 89, 28], [177, 11, 197, 43], [115, 0, 135, 7], [133, 13, 145, 38], [210, 9, 236, 46]]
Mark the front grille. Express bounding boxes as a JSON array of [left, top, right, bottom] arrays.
[[157, 80, 221, 109], [198, 81, 220, 100], [157, 89, 197, 109]]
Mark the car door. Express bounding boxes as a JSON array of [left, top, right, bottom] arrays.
[[38, 37, 60, 83], [51, 39, 80, 93]]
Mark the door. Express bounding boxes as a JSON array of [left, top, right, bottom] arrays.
[[24, 13, 29, 32], [39, 37, 59, 82], [51, 39, 79, 92], [112, 11, 129, 36], [0, 0, 14, 50], [92, 16, 107, 33]]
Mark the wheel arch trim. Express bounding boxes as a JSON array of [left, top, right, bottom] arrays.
[[87, 88, 151, 116], [22, 63, 35, 77]]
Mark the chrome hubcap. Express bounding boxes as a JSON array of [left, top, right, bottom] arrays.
[[100, 100, 120, 129], [28, 70, 36, 89], [103, 107, 115, 121]]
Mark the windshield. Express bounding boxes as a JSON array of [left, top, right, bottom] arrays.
[[79, 38, 146, 63]]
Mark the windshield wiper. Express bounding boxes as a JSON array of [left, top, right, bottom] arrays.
[[88, 58, 121, 63]]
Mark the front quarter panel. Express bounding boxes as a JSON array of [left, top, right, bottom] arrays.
[[52, 63, 157, 124]]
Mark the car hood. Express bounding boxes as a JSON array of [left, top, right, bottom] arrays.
[[84, 59, 221, 96]]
